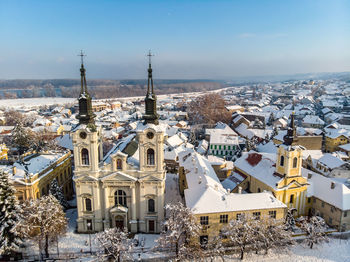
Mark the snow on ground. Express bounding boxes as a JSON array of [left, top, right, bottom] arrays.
[[223, 239, 350, 262], [23, 208, 98, 257], [165, 172, 183, 205], [0, 97, 76, 109]]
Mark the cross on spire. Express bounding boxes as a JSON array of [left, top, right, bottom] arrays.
[[78, 50, 86, 65], [147, 50, 154, 65]]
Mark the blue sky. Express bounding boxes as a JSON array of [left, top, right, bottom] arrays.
[[0, 0, 349, 79]]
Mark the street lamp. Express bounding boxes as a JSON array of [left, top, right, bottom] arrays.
[[87, 222, 92, 254]]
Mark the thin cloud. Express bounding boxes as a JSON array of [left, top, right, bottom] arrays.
[[238, 33, 256, 38]]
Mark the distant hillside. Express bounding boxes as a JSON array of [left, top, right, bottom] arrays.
[[0, 79, 225, 99]]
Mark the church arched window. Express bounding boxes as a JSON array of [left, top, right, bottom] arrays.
[[85, 198, 92, 211], [81, 148, 89, 165], [147, 148, 155, 165], [280, 155, 284, 167], [117, 159, 122, 170], [148, 198, 155, 212], [293, 157, 298, 168], [114, 190, 127, 207]]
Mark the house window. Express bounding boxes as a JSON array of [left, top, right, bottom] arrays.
[[290, 194, 294, 204], [345, 211, 348, 217], [220, 214, 228, 223], [236, 213, 243, 220], [313, 198, 316, 203], [148, 198, 155, 213], [308, 197, 311, 203], [114, 190, 127, 207], [269, 210, 276, 218], [253, 212, 261, 220], [322, 201, 325, 208], [228, 146, 231, 150], [219, 145, 222, 150], [331, 206, 334, 213], [81, 148, 89, 165], [293, 157, 298, 168], [280, 155, 284, 166], [329, 218, 333, 225], [200, 216, 209, 225], [224, 145, 226, 150], [85, 198, 92, 211], [147, 148, 155, 165], [117, 159, 122, 170], [214, 145, 217, 149], [258, 188, 261, 193]]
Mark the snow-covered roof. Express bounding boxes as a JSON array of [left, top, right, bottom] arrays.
[[0, 152, 69, 185], [234, 151, 282, 190], [304, 169, 350, 210], [318, 153, 346, 169], [180, 149, 286, 214]]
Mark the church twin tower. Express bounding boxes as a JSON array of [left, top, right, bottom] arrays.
[[72, 52, 165, 233]]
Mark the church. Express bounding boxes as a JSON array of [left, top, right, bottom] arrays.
[[73, 53, 166, 233]]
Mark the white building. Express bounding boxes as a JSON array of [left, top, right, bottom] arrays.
[[73, 59, 165, 233]]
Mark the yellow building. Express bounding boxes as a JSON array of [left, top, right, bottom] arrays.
[[0, 151, 73, 201], [178, 149, 287, 244], [234, 114, 308, 216], [325, 133, 349, 153]]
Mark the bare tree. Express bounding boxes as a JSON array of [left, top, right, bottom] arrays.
[[95, 227, 133, 262], [16, 195, 67, 258], [223, 214, 257, 260], [256, 217, 294, 255], [187, 94, 231, 125], [300, 216, 328, 249], [156, 202, 202, 261]]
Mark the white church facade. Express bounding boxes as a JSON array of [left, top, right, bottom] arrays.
[[73, 53, 166, 233]]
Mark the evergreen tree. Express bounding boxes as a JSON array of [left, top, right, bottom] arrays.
[[11, 122, 33, 156], [0, 171, 21, 255], [49, 179, 69, 209]]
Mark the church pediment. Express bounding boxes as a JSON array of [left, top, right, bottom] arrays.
[[143, 141, 156, 147], [75, 175, 98, 182], [139, 174, 163, 182], [101, 171, 137, 182], [285, 179, 305, 189]]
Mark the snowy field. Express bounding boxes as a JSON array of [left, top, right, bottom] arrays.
[[0, 86, 227, 110], [0, 97, 76, 109]]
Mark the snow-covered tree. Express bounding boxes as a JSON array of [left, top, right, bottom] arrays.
[[31, 129, 58, 152], [271, 126, 279, 138], [49, 179, 69, 209], [205, 235, 226, 262], [16, 195, 67, 258], [0, 171, 21, 255], [285, 208, 297, 232], [256, 218, 294, 255], [300, 216, 328, 249], [268, 113, 275, 125], [156, 202, 202, 261], [95, 227, 132, 262], [223, 214, 257, 260], [11, 122, 33, 156]]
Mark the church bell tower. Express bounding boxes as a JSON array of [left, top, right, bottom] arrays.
[[72, 51, 103, 175], [143, 50, 159, 125]]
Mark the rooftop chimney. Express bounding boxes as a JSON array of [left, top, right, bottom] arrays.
[[331, 182, 335, 189]]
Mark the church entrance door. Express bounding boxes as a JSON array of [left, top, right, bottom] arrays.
[[148, 220, 155, 233], [115, 215, 124, 229]]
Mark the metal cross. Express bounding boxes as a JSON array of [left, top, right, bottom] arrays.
[[147, 50, 154, 64], [78, 50, 86, 64]]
